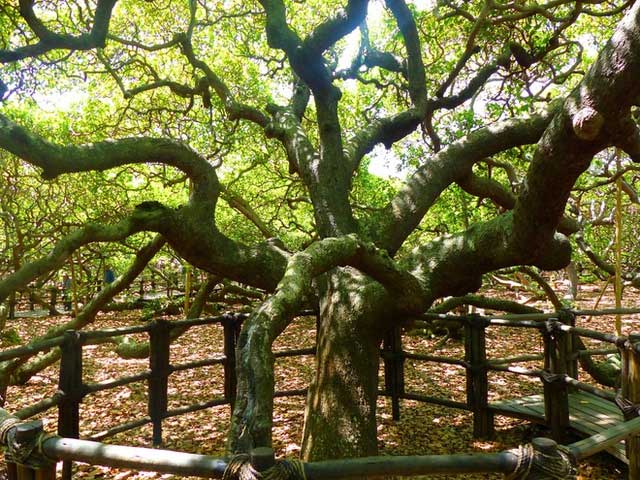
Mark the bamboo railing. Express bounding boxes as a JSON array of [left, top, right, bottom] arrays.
[[2, 308, 640, 479]]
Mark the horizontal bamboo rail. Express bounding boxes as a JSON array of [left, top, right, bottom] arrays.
[[16, 392, 63, 419], [561, 375, 617, 402], [43, 437, 228, 478], [569, 416, 640, 460], [402, 351, 469, 367], [39, 436, 520, 478], [4, 308, 640, 478], [171, 357, 225, 372], [84, 371, 151, 395]]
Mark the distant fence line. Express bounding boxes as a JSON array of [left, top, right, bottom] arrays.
[[2, 309, 640, 479]]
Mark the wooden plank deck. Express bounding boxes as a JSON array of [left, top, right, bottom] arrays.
[[489, 391, 627, 463]]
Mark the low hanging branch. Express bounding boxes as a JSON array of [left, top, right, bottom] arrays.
[[430, 294, 542, 315], [112, 275, 220, 359], [3, 236, 165, 387]]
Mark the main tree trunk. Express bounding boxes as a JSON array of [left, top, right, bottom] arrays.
[[301, 267, 392, 460]]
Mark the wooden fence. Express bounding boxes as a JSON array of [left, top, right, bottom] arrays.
[[2, 309, 640, 478]]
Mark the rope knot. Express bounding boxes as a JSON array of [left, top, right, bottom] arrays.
[[505, 438, 576, 479], [223, 454, 306, 480]]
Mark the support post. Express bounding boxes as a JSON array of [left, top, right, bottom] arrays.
[[383, 326, 405, 421], [2, 419, 56, 480], [621, 337, 640, 480], [47, 287, 57, 316], [559, 310, 578, 381], [58, 331, 84, 480], [28, 285, 35, 311], [542, 321, 570, 444], [465, 315, 493, 439], [251, 447, 275, 473], [8, 291, 15, 319], [222, 316, 241, 410], [148, 319, 171, 447]]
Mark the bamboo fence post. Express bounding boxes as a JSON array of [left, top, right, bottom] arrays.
[[465, 315, 493, 439], [148, 319, 171, 447], [222, 316, 239, 409], [383, 326, 405, 421], [615, 152, 624, 335], [559, 311, 578, 382], [542, 322, 570, 444], [621, 337, 640, 479], [58, 330, 84, 480]]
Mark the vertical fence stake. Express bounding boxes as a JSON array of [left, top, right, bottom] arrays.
[[465, 315, 493, 439], [559, 310, 578, 381], [223, 315, 241, 411], [383, 326, 405, 421], [148, 319, 171, 447], [621, 338, 640, 479], [251, 447, 275, 473], [542, 320, 570, 444], [58, 330, 83, 480], [48, 287, 57, 316]]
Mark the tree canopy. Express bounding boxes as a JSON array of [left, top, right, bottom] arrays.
[[1, 0, 640, 463]]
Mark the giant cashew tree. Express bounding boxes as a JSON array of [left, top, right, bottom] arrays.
[[1, 0, 640, 462]]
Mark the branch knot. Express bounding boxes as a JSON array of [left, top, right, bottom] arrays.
[[572, 107, 604, 141]]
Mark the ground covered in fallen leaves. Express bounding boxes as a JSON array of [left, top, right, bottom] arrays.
[[2, 277, 639, 479]]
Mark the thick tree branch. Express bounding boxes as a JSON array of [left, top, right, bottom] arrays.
[[228, 234, 428, 452], [0, 216, 163, 306], [0, 0, 118, 63], [304, 0, 368, 55], [0, 114, 220, 202], [512, 0, 640, 259], [2, 235, 165, 385], [377, 110, 556, 253], [384, 0, 427, 109]]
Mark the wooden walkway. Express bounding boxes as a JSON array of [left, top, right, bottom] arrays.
[[490, 391, 627, 463]]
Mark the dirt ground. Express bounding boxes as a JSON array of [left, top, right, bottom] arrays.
[[2, 277, 639, 479]]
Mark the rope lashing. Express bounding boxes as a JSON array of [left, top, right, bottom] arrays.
[[615, 393, 640, 421], [0, 415, 55, 467], [504, 443, 533, 479], [0, 416, 21, 443], [540, 371, 565, 384], [223, 454, 306, 480], [505, 439, 576, 480]]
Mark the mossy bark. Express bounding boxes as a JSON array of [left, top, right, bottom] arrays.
[[301, 268, 391, 461]]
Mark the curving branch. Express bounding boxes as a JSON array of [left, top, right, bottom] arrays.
[[228, 234, 429, 452], [384, 0, 427, 109], [0, 0, 118, 63], [304, 0, 368, 56], [376, 109, 556, 253], [0, 216, 165, 307], [2, 235, 165, 386], [0, 114, 220, 202], [511, 0, 640, 259]]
